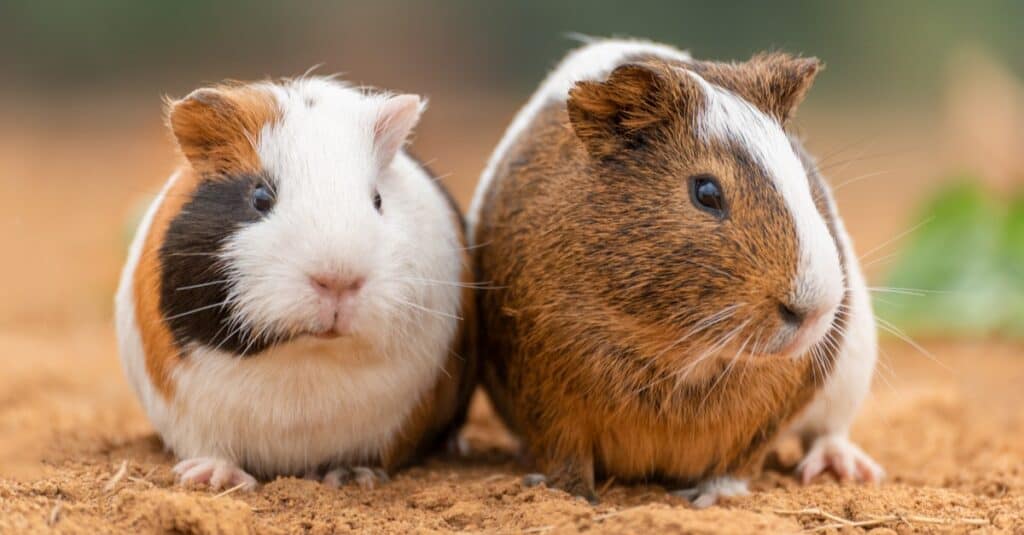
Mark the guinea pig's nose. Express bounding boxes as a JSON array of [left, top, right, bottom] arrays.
[[777, 301, 807, 327], [310, 273, 365, 299]]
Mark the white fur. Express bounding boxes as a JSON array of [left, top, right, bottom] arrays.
[[115, 77, 464, 477], [787, 181, 881, 482]]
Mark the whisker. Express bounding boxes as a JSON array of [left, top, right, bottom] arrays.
[[860, 251, 902, 269], [176, 280, 231, 291], [673, 319, 750, 388], [814, 169, 893, 204], [700, 329, 751, 407], [869, 286, 951, 296], [815, 148, 905, 174], [388, 297, 463, 321], [858, 216, 935, 262], [875, 316, 949, 371], [165, 252, 225, 258], [164, 300, 233, 321], [390, 277, 506, 290]]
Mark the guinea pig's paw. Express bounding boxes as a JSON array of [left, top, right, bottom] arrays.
[[172, 457, 257, 491], [322, 466, 390, 489], [444, 432, 470, 457], [521, 473, 548, 487], [522, 472, 599, 504], [672, 476, 749, 509], [798, 434, 884, 485]]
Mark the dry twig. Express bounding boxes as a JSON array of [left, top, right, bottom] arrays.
[[772, 507, 989, 532], [47, 500, 63, 526], [213, 482, 249, 499], [103, 460, 129, 493]]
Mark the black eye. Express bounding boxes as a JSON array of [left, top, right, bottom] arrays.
[[372, 190, 382, 213], [252, 185, 275, 214], [690, 175, 726, 218]]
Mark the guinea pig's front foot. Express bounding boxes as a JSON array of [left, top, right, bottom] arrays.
[[173, 457, 257, 491], [798, 434, 884, 484], [320, 466, 390, 489], [672, 476, 750, 508]]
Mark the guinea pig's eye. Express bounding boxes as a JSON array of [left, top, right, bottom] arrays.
[[689, 174, 727, 218], [372, 189, 382, 213], [252, 185, 275, 214]]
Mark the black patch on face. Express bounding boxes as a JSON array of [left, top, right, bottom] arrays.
[[159, 172, 281, 356]]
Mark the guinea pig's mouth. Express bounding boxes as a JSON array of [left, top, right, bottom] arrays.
[[310, 328, 342, 340], [769, 309, 838, 359]]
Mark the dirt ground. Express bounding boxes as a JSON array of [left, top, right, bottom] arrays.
[[1, 101, 1022, 533], [1, 329, 1022, 534]]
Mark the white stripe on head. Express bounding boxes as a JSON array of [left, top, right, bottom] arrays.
[[468, 38, 692, 240], [685, 71, 844, 313]]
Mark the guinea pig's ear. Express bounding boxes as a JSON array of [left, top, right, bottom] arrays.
[[748, 54, 822, 124], [568, 63, 694, 159], [374, 94, 425, 169], [167, 86, 275, 175]]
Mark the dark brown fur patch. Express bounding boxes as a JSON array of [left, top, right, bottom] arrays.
[[477, 53, 843, 496]]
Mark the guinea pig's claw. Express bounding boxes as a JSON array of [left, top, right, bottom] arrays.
[[672, 476, 749, 508], [522, 473, 548, 487], [322, 466, 389, 489], [444, 432, 470, 457], [798, 434, 884, 485], [172, 457, 257, 491], [521, 473, 599, 504]]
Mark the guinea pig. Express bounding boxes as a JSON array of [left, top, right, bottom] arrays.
[[469, 38, 882, 506], [115, 76, 476, 490]]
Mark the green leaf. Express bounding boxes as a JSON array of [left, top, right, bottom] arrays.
[[873, 179, 1006, 337], [1000, 193, 1024, 336]]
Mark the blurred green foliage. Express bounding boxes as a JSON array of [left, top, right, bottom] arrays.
[[876, 180, 1024, 338], [1, 0, 1021, 107]]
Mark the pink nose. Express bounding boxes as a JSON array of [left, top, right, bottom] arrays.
[[310, 274, 365, 298]]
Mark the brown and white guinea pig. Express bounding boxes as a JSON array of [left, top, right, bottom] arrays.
[[115, 76, 476, 490], [469, 38, 882, 506]]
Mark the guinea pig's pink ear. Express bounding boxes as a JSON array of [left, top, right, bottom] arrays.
[[749, 54, 822, 124], [567, 63, 694, 159], [167, 87, 274, 175], [373, 94, 425, 168]]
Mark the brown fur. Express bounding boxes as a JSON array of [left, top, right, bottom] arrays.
[[476, 54, 842, 500], [167, 84, 280, 176], [687, 53, 822, 124], [133, 86, 279, 400], [383, 203, 479, 471]]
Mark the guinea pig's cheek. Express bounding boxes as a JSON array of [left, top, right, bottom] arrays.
[[219, 226, 299, 331]]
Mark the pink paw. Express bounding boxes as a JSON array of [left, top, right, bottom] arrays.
[[798, 435, 884, 484], [173, 457, 258, 491]]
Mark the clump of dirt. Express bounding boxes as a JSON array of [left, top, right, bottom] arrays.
[[0, 324, 1022, 533]]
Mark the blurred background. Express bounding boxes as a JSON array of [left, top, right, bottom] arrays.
[[2, 5, 1023, 527], [1, 0, 1022, 336]]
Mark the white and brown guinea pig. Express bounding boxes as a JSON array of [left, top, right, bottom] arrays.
[[115, 76, 476, 490], [469, 38, 882, 506]]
